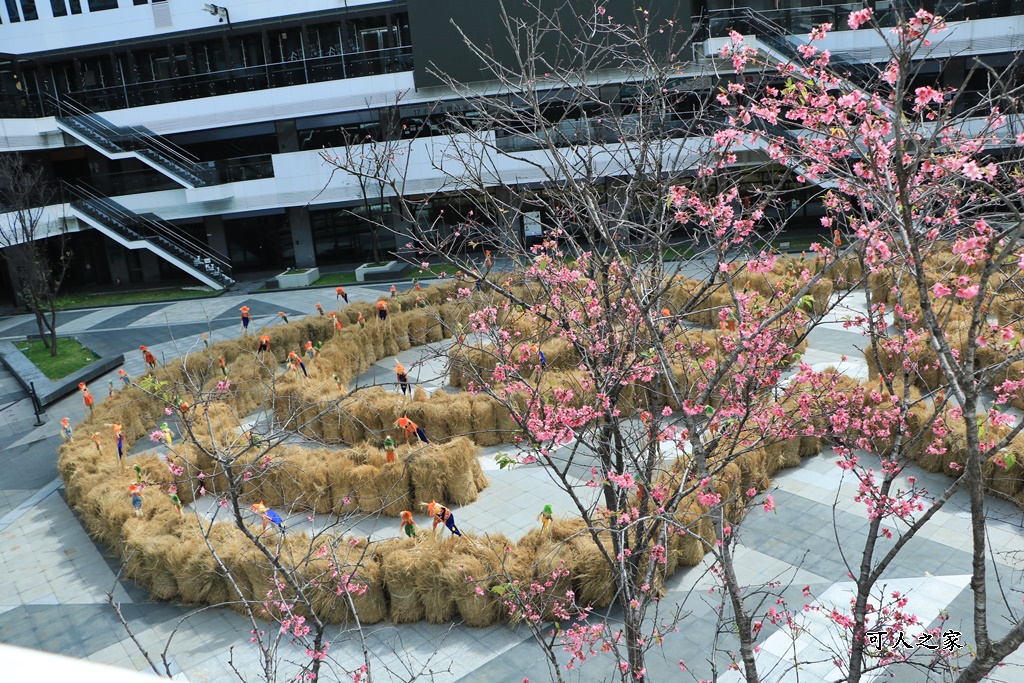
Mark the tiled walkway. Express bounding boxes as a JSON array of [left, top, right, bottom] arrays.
[[0, 283, 1021, 682]]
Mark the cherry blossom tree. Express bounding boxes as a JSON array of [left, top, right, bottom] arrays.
[[326, 3, 1024, 682], [715, 6, 1024, 682]]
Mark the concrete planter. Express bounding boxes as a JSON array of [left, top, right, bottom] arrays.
[[0, 341, 125, 407], [276, 268, 320, 288], [355, 261, 410, 282]]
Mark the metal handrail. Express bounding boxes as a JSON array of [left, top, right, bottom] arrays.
[[63, 181, 233, 282], [48, 93, 212, 185], [710, 7, 878, 83]]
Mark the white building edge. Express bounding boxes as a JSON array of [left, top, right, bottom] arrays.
[[0, 0, 1020, 297]]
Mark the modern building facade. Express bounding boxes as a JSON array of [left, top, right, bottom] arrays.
[[0, 0, 1021, 297]]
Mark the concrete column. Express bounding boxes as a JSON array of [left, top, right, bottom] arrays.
[[276, 120, 299, 154], [389, 197, 416, 258], [288, 207, 317, 268], [140, 251, 162, 283], [105, 241, 131, 286], [204, 214, 229, 258], [494, 185, 525, 250]]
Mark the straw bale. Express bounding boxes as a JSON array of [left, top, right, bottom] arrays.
[[867, 269, 896, 306], [407, 449, 448, 506], [326, 455, 359, 515], [336, 545, 388, 624], [438, 393, 475, 440], [733, 448, 770, 494], [407, 310, 434, 345], [123, 529, 181, 601], [85, 479, 135, 550], [831, 254, 863, 290], [440, 437, 486, 504], [378, 461, 413, 517], [349, 464, 385, 514], [440, 554, 502, 627], [471, 397, 501, 446], [383, 546, 427, 623], [416, 537, 461, 623], [670, 499, 714, 567], [763, 435, 801, 474], [169, 533, 230, 607], [570, 534, 616, 608], [983, 448, 1024, 499]]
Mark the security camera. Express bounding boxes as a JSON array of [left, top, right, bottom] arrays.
[[204, 3, 229, 23]]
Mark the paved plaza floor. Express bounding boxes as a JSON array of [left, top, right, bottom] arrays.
[[0, 282, 1022, 682]]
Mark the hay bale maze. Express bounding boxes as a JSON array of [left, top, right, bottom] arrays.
[[59, 254, 1024, 632]]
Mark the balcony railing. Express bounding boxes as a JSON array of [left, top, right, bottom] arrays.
[[1, 46, 413, 118], [87, 154, 274, 196]]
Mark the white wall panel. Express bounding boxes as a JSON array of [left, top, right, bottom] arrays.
[[0, 0, 396, 56]]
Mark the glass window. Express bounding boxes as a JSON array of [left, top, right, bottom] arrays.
[[20, 0, 36, 20], [69, 0, 80, 12], [133, 0, 147, 4], [88, 0, 118, 11], [5, 0, 20, 22], [50, 0, 67, 16]]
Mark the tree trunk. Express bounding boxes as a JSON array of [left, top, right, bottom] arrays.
[[34, 310, 49, 351]]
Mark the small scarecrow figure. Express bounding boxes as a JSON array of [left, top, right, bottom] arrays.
[[133, 463, 144, 485], [357, 312, 366, 329], [170, 488, 183, 518], [107, 380, 114, 398], [305, 341, 317, 361], [175, 398, 190, 418], [397, 415, 428, 444], [288, 350, 308, 378], [415, 294, 425, 309], [251, 501, 285, 532], [336, 286, 349, 305], [333, 374, 343, 390], [531, 345, 547, 370], [118, 369, 131, 387], [279, 311, 289, 324], [538, 504, 553, 534], [140, 346, 157, 370], [246, 430, 262, 447], [485, 250, 493, 268], [161, 422, 173, 446], [456, 324, 465, 344], [425, 500, 462, 537], [239, 306, 251, 335], [330, 311, 342, 333], [112, 422, 124, 463], [414, 278, 421, 292], [60, 417, 73, 440], [79, 382, 94, 413], [202, 333, 209, 349], [383, 436, 397, 464], [129, 484, 143, 518], [219, 357, 228, 377], [257, 335, 271, 356], [395, 361, 410, 396], [377, 299, 389, 322], [92, 432, 102, 455], [315, 302, 325, 317], [400, 510, 418, 538], [390, 284, 398, 299]]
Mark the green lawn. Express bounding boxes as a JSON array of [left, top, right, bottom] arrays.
[[19, 337, 99, 380], [56, 287, 216, 310], [310, 271, 359, 287]]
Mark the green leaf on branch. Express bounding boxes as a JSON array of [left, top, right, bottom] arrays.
[[495, 452, 517, 470]]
